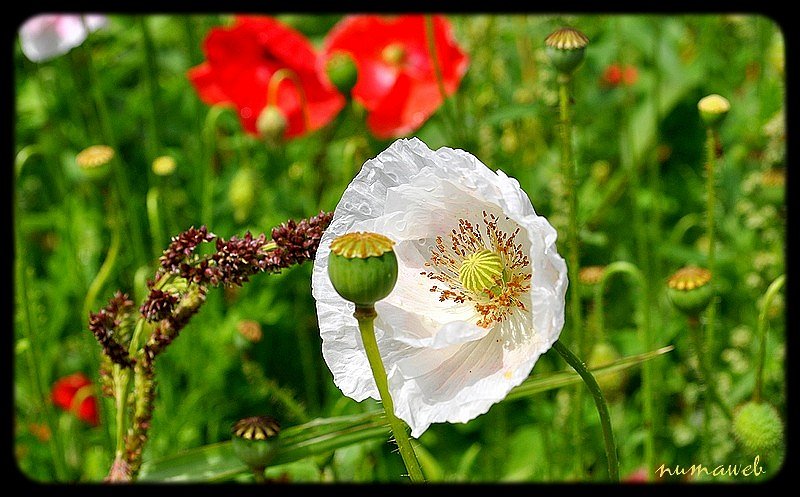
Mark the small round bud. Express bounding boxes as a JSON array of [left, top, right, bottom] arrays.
[[256, 106, 288, 145], [666, 266, 714, 316], [758, 168, 785, 206], [588, 341, 628, 401], [76, 145, 114, 181], [152, 155, 177, 176], [237, 319, 263, 344], [697, 94, 730, 128], [231, 416, 281, 470], [733, 401, 783, 454], [545, 27, 589, 76], [327, 232, 398, 306], [381, 43, 406, 66], [578, 265, 605, 300], [228, 168, 258, 224], [326, 51, 359, 97]]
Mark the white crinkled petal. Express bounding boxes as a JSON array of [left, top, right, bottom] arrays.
[[312, 137, 567, 437]]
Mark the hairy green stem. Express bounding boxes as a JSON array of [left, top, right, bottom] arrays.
[[558, 75, 585, 477], [201, 105, 229, 226], [687, 317, 733, 421], [552, 340, 619, 482], [81, 215, 122, 325], [137, 16, 162, 162], [704, 127, 718, 359], [754, 274, 785, 403], [355, 305, 425, 483]]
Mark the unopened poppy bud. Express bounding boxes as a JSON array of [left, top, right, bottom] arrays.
[[231, 415, 281, 471], [733, 401, 783, 454], [256, 106, 287, 144], [544, 27, 589, 76], [666, 266, 714, 317], [76, 144, 114, 181], [589, 341, 627, 401], [152, 155, 177, 176], [326, 51, 359, 97], [578, 265, 605, 300], [759, 168, 785, 206], [697, 94, 730, 129], [327, 232, 398, 307], [229, 168, 258, 224]]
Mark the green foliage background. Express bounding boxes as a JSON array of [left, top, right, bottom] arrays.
[[13, 13, 786, 482]]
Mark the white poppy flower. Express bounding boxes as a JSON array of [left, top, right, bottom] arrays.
[[312, 137, 568, 437], [18, 14, 107, 63]]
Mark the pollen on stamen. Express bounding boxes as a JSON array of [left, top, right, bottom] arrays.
[[422, 213, 532, 328]]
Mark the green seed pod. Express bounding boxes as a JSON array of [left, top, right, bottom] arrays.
[[733, 401, 783, 454], [326, 51, 359, 97], [759, 168, 785, 206], [544, 27, 589, 76], [256, 105, 288, 145], [666, 266, 714, 317], [578, 265, 606, 300], [229, 167, 258, 224], [152, 155, 177, 176], [588, 341, 627, 401], [231, 416, 281, 470], [697, 94, 730, 129], [76, 144, 114, 182], [327, 232, 398, 306]]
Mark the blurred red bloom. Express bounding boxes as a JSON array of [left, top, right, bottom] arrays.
[[601, 63, 638, 88], [623, 467, 649, 483], [187, 16, 345, 139], [51, 372, 99, 426], [322, 15, 469, 139]]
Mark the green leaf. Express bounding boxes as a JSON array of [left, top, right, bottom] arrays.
[[506, 345, 674, 401], [139, 411, 389, 482]]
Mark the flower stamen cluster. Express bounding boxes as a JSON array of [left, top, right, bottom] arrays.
[[421, 211, 531, 328]]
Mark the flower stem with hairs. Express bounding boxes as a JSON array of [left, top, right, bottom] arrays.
[[355, 305, 426, 483]]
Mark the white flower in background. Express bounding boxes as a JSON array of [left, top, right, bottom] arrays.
[[18, 14, 107, 63], [312, 137, 567, 437]]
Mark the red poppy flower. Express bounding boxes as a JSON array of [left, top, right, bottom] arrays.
[[187, 16, 345, 139], [322, 15, 469, 139], [601, 63, 638, 88], [51, 372, 99, 426]]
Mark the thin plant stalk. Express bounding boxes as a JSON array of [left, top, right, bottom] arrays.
[[703, 126, 718, 359], [78, 18, 148, 267], [137, 16, 162, 163], [354, 305, 425, 483], [424, 14, 460, 144], [14, 217, 69, 481], [557, 73, 585, 478], [687, 317, 733, 421], [754, 274, 785, 403], [200, 105, 230, 226], [552, 339, 619, 482], [593, 260, 654, 477]]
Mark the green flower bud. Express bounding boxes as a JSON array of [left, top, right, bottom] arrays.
[[589, 341, 627, 401], [326, 51, 359, 97], [228, 167, 258, 224], [76, 145, 114, 182], [578, 265, 606, 300], [666, 266, 714, 317], [733, 401, 783, 454], [256, 106, 287, 145], [697, 94, 730, 129], [544, 27, 589, 76], [327, 232, 398, 307], [152, 155, 177, 176], [759, 168, 785, 206], [231, 416, 281, 470]]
